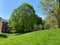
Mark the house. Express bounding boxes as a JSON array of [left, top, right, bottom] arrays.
[[0, 21, 3, 33], [0, 19, 9, 33]]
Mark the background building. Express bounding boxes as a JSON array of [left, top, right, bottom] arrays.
[[0, 18, 9, 33]]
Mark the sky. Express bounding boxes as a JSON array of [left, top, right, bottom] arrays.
[[0, 0, 44, 19]]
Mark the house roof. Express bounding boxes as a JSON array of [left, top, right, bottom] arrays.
[[0, 18, 7, 22]]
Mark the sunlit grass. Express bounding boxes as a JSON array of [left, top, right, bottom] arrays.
[[0, 28, 60, 45]]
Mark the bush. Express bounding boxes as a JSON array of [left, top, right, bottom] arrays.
[[0, 34, 7, 38]]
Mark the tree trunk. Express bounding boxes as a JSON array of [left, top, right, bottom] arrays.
[[57, 19, 60, 28], [57, 0, 60, 28]]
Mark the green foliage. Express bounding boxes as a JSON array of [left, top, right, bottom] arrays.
[[0, 29, 60, 45], [35, 24, 43, 30], [0, 34, 7, 38], [8, 3, 42, 33], [45, 16, 58, 29], [39, 0, 60, 28]]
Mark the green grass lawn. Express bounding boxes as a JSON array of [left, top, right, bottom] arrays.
[[0, 28, 60, 45]]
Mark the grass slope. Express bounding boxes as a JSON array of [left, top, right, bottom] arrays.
[[0, 29, 60, 45]]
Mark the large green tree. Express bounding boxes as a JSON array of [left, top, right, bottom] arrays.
[[39, 0, 60, 28], [8, 3, 42, 32]]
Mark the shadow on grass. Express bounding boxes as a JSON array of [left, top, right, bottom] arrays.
[[0, 34, 7, 38]]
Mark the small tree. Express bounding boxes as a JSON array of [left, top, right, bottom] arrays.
[[45, 16, 58, 29]]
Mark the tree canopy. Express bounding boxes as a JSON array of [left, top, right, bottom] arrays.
[[39, 0, 60, 28], [8, 3, 42, 33]]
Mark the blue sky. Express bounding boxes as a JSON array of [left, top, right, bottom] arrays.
[[0, 0, 44, 19]]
